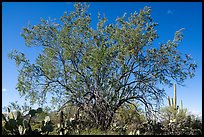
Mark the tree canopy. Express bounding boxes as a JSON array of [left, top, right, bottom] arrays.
[[9, 3, 197, 130]]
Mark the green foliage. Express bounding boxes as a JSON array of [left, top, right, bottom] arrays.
[[161, 114, 202, 135], [8, 2, 197, 130], [2, 105, 202, 135], [157, 85, 202, 135], [111, 103, 146, 134], [80, 127, 117, 135], [126, 113, 202, 135]]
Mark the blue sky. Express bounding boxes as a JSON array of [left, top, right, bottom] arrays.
[[2, 2, 202, 115]]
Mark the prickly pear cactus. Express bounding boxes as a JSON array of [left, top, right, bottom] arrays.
[[2, 107, 53, 135], [56, 110, 78, 135]]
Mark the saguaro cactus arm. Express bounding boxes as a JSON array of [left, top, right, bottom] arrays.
[[180, 100, 183, 110], [168, 96, 171, 107], [171, 98, 174, 108]]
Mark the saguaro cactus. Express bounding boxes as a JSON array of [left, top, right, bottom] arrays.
[[167, 84, 178, 110], [180, 100, 183, 110], [168, 96, 171, 107], [171, 98, 174, 108], [167, 84, 186, 123]]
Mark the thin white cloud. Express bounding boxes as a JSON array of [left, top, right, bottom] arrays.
[[167, 10, 173, 15], [2, 88, 7, 92]]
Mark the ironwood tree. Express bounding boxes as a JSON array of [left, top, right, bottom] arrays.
[[9, 3, 197, 130]]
